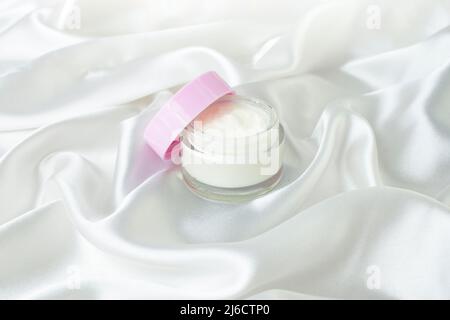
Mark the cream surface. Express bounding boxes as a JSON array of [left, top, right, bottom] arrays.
[[187, 97, 279, 157], [181, 96, 282, 189], [195, 98, 272, 138]]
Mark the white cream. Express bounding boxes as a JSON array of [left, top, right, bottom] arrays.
[[181, 95, 284, 201], [187, 98, 277, 154], [196, 99, 271, 137]]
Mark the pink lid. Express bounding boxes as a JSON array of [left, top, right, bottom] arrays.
[[144, 71, 233, 160]]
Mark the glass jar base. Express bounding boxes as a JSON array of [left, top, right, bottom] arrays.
[[181, 167, 283, 203]]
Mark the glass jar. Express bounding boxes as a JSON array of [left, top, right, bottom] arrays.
[[180, 94, 284, 202]]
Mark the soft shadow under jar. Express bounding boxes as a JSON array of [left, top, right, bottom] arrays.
[[180, 95, 284, 202]]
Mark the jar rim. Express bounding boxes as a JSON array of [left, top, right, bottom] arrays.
[[181, 94, 284, 156], [182, 94, 279, 140]]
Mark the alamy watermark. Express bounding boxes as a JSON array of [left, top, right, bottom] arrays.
[[66, 265, 81, 290], [57, 0, 81, 31], [366, 265, 381, 290], [366, 5, 381, 30]]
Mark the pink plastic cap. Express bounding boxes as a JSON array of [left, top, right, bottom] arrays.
[[144, 71, 233, 160]]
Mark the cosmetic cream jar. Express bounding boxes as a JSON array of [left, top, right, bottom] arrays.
[[180, 95, 284, 202], [144, 71, 284, 202]]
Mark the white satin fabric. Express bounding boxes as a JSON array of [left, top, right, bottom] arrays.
[[1, 0, 450, 300]]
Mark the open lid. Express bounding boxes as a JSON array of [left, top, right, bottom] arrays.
[[144, 71, 233, 160]]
